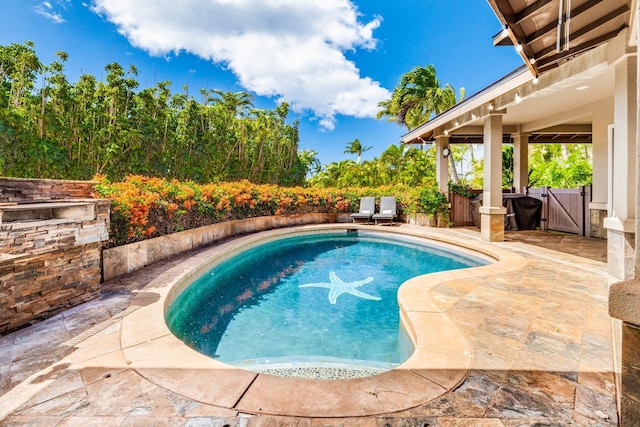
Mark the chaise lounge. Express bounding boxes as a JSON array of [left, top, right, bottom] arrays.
[[373, 196, 397, 225], [350, 197, 375, 224]]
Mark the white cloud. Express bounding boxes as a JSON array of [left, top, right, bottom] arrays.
[[90, 0, 390, 130], [34, 0, 71, 24]]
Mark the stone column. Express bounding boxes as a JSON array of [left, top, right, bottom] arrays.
[[604, 54, 637, 279], [609, 282, 640, 424], [480, 113, 507, 242], [513, 132, 529, 193], [435, 135, 450, 195]]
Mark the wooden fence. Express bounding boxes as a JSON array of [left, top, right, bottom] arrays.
[[448, 186, 591, 236]]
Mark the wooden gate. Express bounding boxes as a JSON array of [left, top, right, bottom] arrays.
[[526, 186, 591, 236]]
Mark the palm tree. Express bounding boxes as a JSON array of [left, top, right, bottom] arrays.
[[203, 89, 254, 118], [298, 149, 322, 176], [344, 138, 372, 165], [376, 64, 464, 130]]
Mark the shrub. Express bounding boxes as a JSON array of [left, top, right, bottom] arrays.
[[94, 175, 451, 247], [448, 181, 474, 198], [417, 187, 449, 216]]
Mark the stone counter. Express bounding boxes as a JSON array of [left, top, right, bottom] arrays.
[[0, 178, 110, 334]]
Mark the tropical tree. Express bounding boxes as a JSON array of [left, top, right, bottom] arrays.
[[298, 149, 322, 176], [0, 42, 308, 185], [376, 64, 464, 130], [308, 143, 437, 188], [528, 143, 592, 187], [344, 138, 371, 165]]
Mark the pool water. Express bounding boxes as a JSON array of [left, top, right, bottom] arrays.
[[166, 231, 487, 371]]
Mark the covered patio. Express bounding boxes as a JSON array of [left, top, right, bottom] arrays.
[[401, 0, 636, 281]]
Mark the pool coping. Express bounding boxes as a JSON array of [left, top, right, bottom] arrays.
[[119, 223, 529, 417]]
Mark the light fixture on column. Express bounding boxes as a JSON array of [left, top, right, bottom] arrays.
[[516, 42, 523, 52], [515, 93, 521, 102], [533, 75, 539, 84], [489, 102, 494, 111], [442, 147, 451, 158]]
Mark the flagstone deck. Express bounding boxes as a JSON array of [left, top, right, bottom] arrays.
[[0, 225, 616, 426]]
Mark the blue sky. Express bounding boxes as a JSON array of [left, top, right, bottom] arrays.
[[1, 0, 523, 166]]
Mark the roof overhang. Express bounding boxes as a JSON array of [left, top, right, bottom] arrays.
[[487, 0, 633, 76], [401, 29, 632, 146]]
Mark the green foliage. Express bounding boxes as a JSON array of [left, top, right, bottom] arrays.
[[309, 145, 436, 188], [528, 144, 592, 187], [0, 42, 311, 185], [502, 145, 514, 189], [448, 181, 474, 198], [376, 64, 464, 130], [344, 138, 372, 165], [416, 186, 449, 216]]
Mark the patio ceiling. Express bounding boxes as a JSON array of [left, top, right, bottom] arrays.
[[488, 0, 632, 76], [446, 129, 592, 145]]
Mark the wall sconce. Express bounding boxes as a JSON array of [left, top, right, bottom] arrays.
[[443, 147, 451, 158]]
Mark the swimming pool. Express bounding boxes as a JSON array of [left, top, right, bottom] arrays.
[[165, 229, 488, 375]]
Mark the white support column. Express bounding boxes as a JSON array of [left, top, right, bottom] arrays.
[[480, 113, 507, 242], [604, 54, 638, 279], [513, 132, 529, 193], [589, 102, 614, 238], [435, 135, 449, 195]]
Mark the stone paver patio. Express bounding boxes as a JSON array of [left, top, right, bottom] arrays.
[[0, 225, 617, 426]]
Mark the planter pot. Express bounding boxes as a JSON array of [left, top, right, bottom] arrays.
[[408, 213, 437, 227]]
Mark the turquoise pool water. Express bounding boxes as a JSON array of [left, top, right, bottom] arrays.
[[166, 231, 487, 371]]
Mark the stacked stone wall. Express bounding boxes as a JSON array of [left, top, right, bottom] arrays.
[[0, 243, 102, 332], [0, 177, 96, 204], [0, 178, 109, 334]]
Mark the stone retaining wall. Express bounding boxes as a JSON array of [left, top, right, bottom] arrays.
[[0, 178, 109, 334], [103, 213, 348, 281]]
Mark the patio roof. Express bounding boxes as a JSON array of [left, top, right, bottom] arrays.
[[401, 1, 637, 147], [488, 0, 633, 76], [401, 29, 624, 146]]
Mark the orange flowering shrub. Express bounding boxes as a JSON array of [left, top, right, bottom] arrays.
[[94, 175, 430, 247]]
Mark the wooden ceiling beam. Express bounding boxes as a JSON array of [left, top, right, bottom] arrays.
[[515, 0, 553, 25], [489, 0, 517, 24], [525, 0, 605, 45], [537, 26, 627, 69], [567, 5, 629, 41], [490, 0, 629, 77], [531, 4, 627, 59]]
